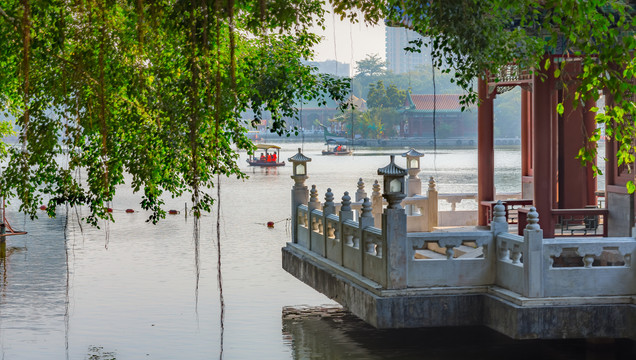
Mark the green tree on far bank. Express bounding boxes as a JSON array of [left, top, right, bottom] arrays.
[[333, 80, 406, 139]]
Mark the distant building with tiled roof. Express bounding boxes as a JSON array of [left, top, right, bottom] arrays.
[[401, 93, 477, 138]]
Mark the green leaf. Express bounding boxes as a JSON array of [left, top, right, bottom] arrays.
[[628, 181, 635, 194], [557, 103, 564, 115]]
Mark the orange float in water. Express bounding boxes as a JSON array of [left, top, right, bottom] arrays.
[[267, 221, 275, 228], [168, 209, 179, 215], [39, 205, 47, 211], [107, 208, 113, 213], [125, 209, 135, 213]]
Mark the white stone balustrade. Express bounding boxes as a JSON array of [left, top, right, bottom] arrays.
[[295, 198, 636, 298], [290, 161, 636, 299]]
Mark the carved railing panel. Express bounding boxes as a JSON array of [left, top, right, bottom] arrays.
[[341, 220, 362, 274], [362, 227, 387, 287], [495, 232, 525, 294], [543, 237, 636, 296], [407, 231, 494, 287]]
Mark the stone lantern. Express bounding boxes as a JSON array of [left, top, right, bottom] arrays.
[[288, 147, 311, 189], [289, 148, 312, 243], [377, 155, 407, 209], [402, 148, 424, 196]]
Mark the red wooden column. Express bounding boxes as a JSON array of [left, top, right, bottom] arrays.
[[521, 88, 529, 176], [555, 61, 598, 209], [532, 58, 555, 237], [520, 88, 534, 199], [478, 77, 495, 226]]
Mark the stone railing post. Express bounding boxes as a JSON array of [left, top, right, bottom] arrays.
[[355, 178, 367, 202], [323, 188, 335, 258], [359, 198, 374, 270], [491, 200, 509, 236], [339, 192, 353, 264], [523, 207, 544, 298], [359, 197, 374, 229], [307, 185, 321, 252], [371, 180, 383, 228], [308, 185, 321, 211], [383, 207, 407, 289], [323, 188, 335, 216], [427, 177, 439, 230], [340, 191, 353, 221]]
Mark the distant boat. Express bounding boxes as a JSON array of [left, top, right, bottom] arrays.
[[320, 125, 353, 155], [247, 144, 285, 167], [322, 139, 352, 156]]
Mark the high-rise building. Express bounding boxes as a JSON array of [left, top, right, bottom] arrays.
[[385, 26, 429, 74]]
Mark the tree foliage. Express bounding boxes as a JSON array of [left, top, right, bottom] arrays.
[[334, 0, 636, 191], [366, 80, 406, 109], [0, 0, 350, 224], [355, 53, 386, 78]]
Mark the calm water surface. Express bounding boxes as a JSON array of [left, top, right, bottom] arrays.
[[0, 142, 630, 359]]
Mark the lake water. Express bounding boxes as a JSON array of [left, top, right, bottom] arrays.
[[0, 141, 632, 359]]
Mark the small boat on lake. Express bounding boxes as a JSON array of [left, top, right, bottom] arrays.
[[322, 139, 352, 156], [247, 144, 285, 167]]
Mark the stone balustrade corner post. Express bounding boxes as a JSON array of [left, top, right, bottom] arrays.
[[523, 207, 544, 298], [383, 204, 407, 290]]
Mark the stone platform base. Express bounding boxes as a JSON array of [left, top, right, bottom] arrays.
[[282, 243, 636, 340]]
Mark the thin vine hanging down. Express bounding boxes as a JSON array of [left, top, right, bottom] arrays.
[[0, 0, 351, 224]]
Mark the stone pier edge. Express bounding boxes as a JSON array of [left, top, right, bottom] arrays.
[[282, 243, 636, 340]]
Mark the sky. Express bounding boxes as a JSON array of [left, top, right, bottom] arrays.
[[310, 9, 386, 77]]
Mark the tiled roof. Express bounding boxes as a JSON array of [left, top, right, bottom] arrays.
[[377, 155, 407, 176], [402, 148, 424, 158], [406, 94, 467, 111], [288, 148, 312, 162]]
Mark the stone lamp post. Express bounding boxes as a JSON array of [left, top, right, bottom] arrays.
[[377, 155, 408, 209], [289, 148, 312, 243], [378, 155, 408, 290], [289, 147, 311, 183], [402, 148, 424, 197]]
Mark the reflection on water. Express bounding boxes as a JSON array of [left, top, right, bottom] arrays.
[[0, 209, 68, 359], [282, 308, 635, 360]]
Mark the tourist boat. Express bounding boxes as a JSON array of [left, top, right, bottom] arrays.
[[322, 139, 352, 156], [247, 144, 285, 167]]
